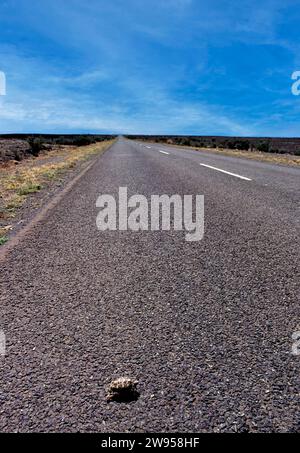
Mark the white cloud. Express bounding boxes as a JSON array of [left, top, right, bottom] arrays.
[[0, 87, 253, 135], [0, 0, 299, 136]]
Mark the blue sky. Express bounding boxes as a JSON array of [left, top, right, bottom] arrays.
[[0, 0, 300, 136]]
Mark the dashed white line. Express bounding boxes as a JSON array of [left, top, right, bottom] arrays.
[[159, 150, 170, 155], [199, 163, 252, 181], [146, 146, 151, 149]]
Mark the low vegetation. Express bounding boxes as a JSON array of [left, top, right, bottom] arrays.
[[0, 134, 116, 163], [126, 135, 300, 156], [27, 136, 46, 156], [188, 146, 300, 166], [0, 140, 114, 240], [126, 135, 300, 166], [0, 233, 8, 246]]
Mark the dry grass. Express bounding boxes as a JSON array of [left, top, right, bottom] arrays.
[[0, 140, 114, 222], [200, 147, 300, 166], [157, 143, 300, 167]]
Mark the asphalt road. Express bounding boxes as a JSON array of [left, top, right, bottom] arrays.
[[0, 138, 299, 432]]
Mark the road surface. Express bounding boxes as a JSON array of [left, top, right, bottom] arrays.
[[0, 138, 299, 432]]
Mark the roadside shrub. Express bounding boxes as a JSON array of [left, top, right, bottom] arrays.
[[182, 138, 191, 146], [226, 141, 235, 149], [54, 136, 69, 146], [27, 136, 45, 156], [74, 135, 95, 147], [14, 151, 22, 161], [235, 140, 250, 151], [270, 148, 286, 154], [257, 141, 270, 153], [53, 135, 96, 147], [18, 183, 42, 196]]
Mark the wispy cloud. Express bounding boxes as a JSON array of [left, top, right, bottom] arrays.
[[0, 0, 300, 135]]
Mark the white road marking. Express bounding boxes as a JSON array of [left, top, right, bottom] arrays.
[[159, 150, 170, 155], [146, 146, 151, 149], [199, 163, 252, 181]]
